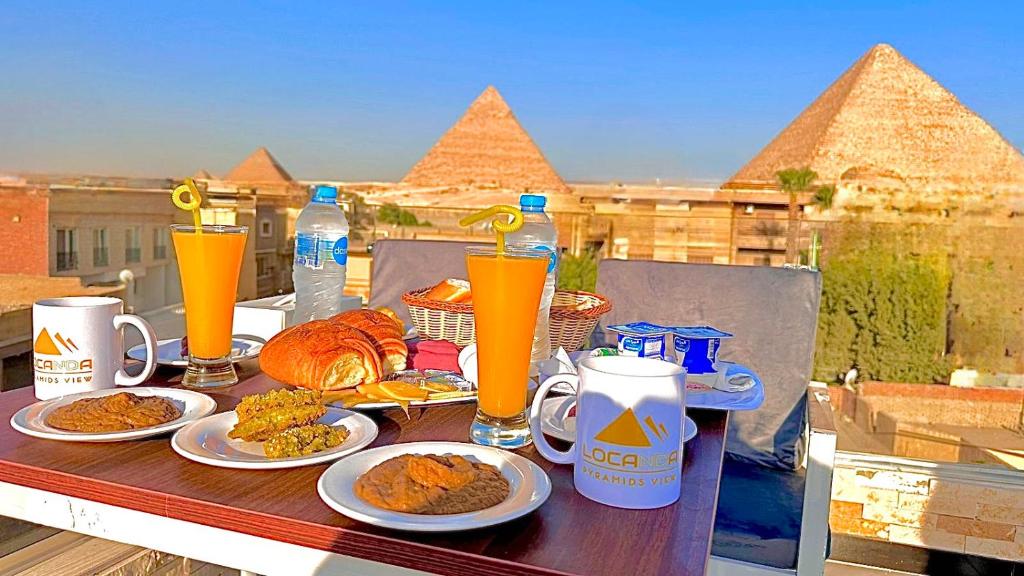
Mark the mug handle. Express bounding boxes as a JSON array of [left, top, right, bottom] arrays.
[[529, 374, 579, 465], [114, 314, 158, 386]]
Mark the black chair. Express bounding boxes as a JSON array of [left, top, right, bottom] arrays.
[[596, 259, 837, 575]]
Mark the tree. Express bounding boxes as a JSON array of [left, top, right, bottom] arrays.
[[377, 203, 427, 227], [776, 167, 818, 264], [813, 185, 835, 211]]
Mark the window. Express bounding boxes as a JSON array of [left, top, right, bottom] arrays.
[[125, 227, 141, 263], [56, 228, 78, 271], [93, 228, 109, 267], [256, 254, 275, 279], [259, 218, 273, 238], [153, 227, 168, 260]]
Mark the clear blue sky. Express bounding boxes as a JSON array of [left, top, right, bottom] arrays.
[[1, 1, 1021, 184]]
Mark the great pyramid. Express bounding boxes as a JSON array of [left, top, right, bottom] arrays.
[[723, 44, 1024, 195], [224, 147, 294, 184], [401, 86, 571, 194]]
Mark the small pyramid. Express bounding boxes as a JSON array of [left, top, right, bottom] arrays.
[[224, 147, 294, 184], [192, 169, 213, 180], [402, 86, 571, 194], [723, 44, 1024, 193], [34, 328, 61, 355], [593, 408, 652, 447]]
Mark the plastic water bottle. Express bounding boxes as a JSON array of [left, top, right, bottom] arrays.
[[293, 185, 349, 323], [507, 194, 558, 364]]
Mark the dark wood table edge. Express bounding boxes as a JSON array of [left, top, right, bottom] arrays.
[[699, 411, 728, 572], [0, 460, 575, 576]]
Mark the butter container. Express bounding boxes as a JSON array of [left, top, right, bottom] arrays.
[[606, 322, 671, 359], [669, 326, 733, 375]]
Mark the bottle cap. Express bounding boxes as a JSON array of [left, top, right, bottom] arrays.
[[312, 185, 338, 203], [520, 194, 547, 212]]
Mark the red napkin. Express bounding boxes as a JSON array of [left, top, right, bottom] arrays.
[[411, 340, 462, 374]]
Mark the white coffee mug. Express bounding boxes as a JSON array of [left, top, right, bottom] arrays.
[[32, 297, 158, 400], [530, 355, 686, 509]]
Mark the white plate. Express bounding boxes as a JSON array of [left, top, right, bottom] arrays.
[[171, 407, 378, 470], [10, 387, 217, 443], [318, 441, 551, 532], [127, 338, 263, 367], [539, 395, 698, 444]]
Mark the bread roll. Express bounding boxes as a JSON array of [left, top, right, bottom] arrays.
[[331, 309, 408, 372], [260, 321, 383, 390], [423, 279, 471, 303]]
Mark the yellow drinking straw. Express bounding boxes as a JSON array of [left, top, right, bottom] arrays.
[[171, 178, 203, 234], [458, 205, 524, 253]]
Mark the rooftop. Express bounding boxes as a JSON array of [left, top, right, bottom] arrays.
[[0, 276, 122, 314]]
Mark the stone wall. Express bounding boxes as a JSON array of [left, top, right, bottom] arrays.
[[830, 454, 1024, 561], [850, 382, 1023, 430]]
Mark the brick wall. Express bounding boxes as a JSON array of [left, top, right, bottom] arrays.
[[853, 382, 1023, 429], [0, 188, 48, 275], [831, 459, 1024, 561]]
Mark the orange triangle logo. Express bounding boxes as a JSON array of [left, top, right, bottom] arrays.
[[34, 328, 61, 355], [594, 408, 652, 447]]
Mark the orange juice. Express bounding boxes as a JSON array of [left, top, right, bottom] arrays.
[[467, 251, 549, 418], [172, 228, 247, 358]]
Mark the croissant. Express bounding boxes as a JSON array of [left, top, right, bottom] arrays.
[[260, 320, 384, 390], [331, 310, 409, 372]]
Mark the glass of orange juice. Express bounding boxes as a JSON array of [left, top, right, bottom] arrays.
[[466, 245, 549, 448], [171, 224, 248, 389]]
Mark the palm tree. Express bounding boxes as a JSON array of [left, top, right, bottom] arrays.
[[813, 185, 836, 211], [776, 167, 817, 264]]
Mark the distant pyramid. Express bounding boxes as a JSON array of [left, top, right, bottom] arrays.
[[402, 86, 571, 194], [224, 147, 294, 184], [724, 44, 1024, 193], [192, 169, 213, 180]]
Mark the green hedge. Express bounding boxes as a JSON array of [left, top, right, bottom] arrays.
[[814, 235, 951, 383], [557, 250, 598, 292]]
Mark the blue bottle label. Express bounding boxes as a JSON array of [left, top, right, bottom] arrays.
[[295, 233, 321, 269], [332, 237, 348, 266], [531, 245, 558, 273]]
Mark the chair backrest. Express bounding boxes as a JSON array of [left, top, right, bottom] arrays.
[[368, 239, 481, 326], [596, 259, 822, 470]]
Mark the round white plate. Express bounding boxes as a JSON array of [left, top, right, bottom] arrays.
[[539, 395, 698, 444], [10, 387, 217, 443], [171, 407, 378, 470], [318, 441, 551, 532], [127, 338, 263, 367]]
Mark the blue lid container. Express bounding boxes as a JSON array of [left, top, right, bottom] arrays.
[[607, 322, 671, 359], [669, 326, 733, 375]]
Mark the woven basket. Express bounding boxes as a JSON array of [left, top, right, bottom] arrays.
[[549, 290, 613, 352], [402, 287, 476, 347], [403, 287, 612, 352]]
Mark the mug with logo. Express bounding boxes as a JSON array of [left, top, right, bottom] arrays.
[[32, 297, 158, 400], [529, 355, 686, 509]]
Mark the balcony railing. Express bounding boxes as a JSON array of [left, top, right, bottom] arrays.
[[93, 247, 109, 267], [125, 247, 141, 263], [56, 252, 78, 271], [153, 245, 167, 260]]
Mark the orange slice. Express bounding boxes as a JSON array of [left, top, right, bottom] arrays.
[[379, 381, 430, 401], [356, 383, 388, 400], [341, 394, 376, 408]]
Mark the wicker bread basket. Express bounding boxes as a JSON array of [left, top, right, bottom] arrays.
[[402, 287, 612, 352], [548, 290, 613, 352], [402, 286, 476, 347]]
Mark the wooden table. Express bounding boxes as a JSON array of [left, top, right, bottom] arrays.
[[0, 364, 729, 576]]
